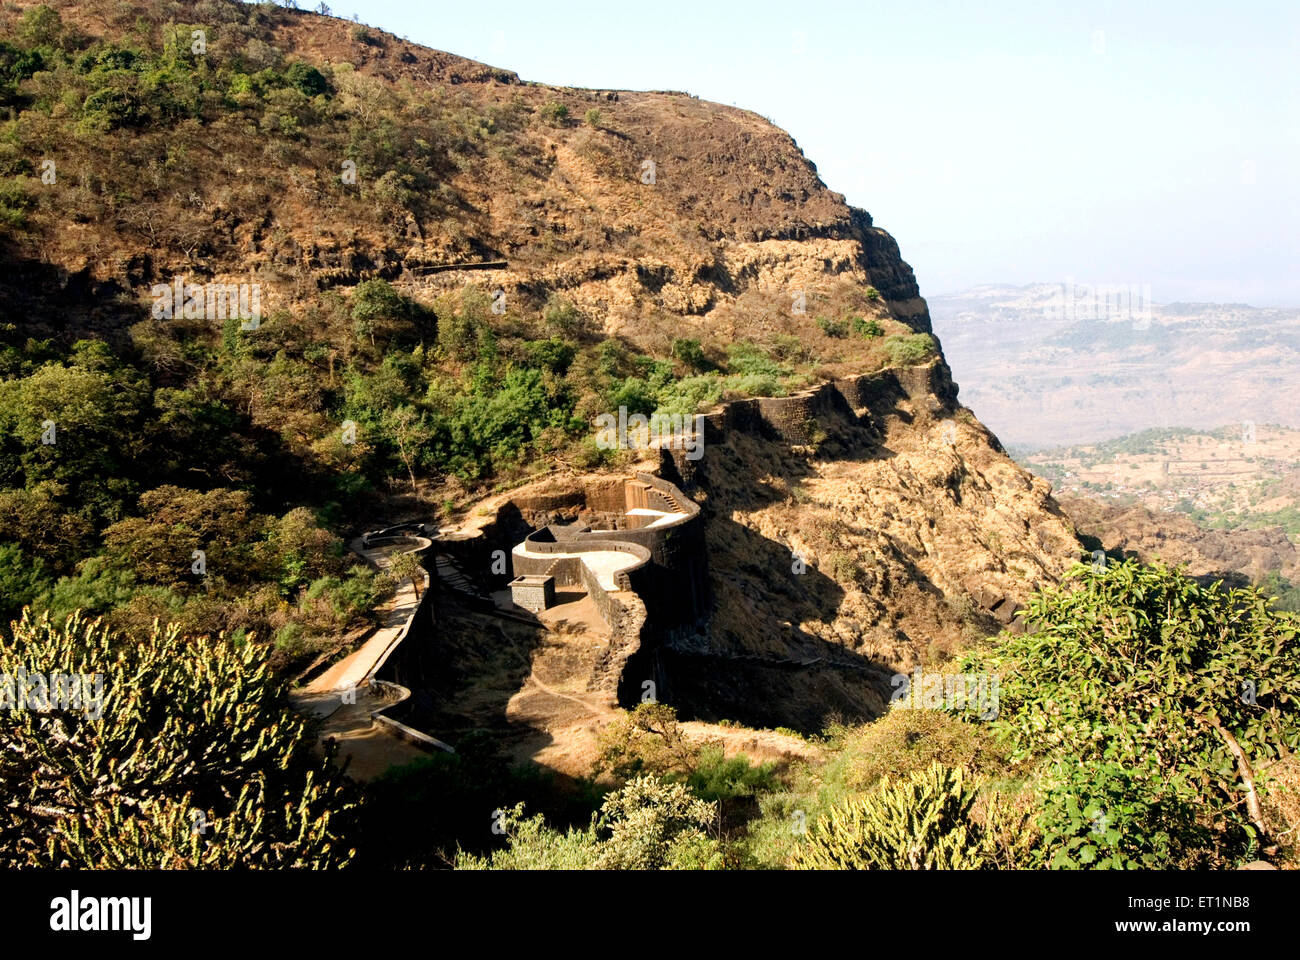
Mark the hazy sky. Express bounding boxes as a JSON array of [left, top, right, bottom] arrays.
[[319, 1, 1300, 306]]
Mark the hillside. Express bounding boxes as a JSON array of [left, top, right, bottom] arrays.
[[7, 1, 1300, 881], [0, 0, 1076, 732]]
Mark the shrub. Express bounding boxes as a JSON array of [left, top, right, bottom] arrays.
[[523, 337, 576, 373], [790, 762, 990, 869], [816, 315, 847, 338], [456, 803, 600, 870], [671, 337, 708, 371], [0, 179, 32, 229], [852, 316, 884, 338], [540, 100, 568, 125], [725, 342, 786, 378], [593, 775, 721, 870], [542, 294, 584, 335], [284, 61, 330, 98], [770, 334, 807, 362], [654, 374, 722, 416], [458, 775, 722, 870], [829, 551, 861, 586], [685, 745, 778, 802], [584, 108, 601, 127], [882, 333, 936, 366]]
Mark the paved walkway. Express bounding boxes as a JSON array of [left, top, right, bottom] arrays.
[[290, 536, 441, 781], [297, 539, 428, 696]]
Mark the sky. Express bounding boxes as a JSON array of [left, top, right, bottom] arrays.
[[313, 0, 1300, 306]]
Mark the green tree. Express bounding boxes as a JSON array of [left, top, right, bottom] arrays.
[[0, 362, 148, 525], [101, 485, 269, 587], [595, 701, 702, 781], [0, 611, 355, 868], [17, 5, 63, 49], [964, 559, 1300, 867]]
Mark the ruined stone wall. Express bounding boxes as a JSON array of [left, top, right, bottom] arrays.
[[587, 589, 648, 708], [690, 359, 957, 453]]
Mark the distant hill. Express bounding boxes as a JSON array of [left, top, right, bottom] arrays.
[[929, 283, 1300, 449]]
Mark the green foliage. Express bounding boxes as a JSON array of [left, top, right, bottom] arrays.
[[593, 775, 721, 869], [351, 278, 406, 324], [1032, 759, 1210, 869], [0, 611, 356, 868], [455, 803, 600, 870], [595, 701, 702, 781], [0, 542, 49, 620], [725, 341, 784, 378], [584, 108, 601, 127], [816, 315, 847, 338], [671, 337, 708, 370], [523, 336, 577, 373], [791, 763, 990, 869], [0, 178, 32, 228], [1259, 571, 1300, 613], [540, 99, 568, 125], [685, 745, 778, 803], [283, 61, 330, 97], [460, 774, 721, 871], [435, 287, 491, 361], [0, 360, 148, 525], [653, 374, 722, 416], [17, 5, 63, 49], [820, 707, 1008, 795], [541, 295, 584, 336], [882, 333, 936, 366], [851, 316, 884, 338], [964, 559, 1300, 867]]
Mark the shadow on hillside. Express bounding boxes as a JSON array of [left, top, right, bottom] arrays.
[[647, 507, 905, 734], [648, 387, 982, 734]]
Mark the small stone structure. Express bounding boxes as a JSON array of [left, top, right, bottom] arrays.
[[509, 574, 556, 612]]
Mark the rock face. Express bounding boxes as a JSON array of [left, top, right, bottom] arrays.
[[655, 359, 1080, 732]]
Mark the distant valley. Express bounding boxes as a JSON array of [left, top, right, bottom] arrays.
[[929, 283, 1300, 450]]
